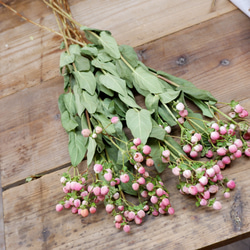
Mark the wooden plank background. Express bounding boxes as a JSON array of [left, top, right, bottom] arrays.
[[0, 0, 249, 249]]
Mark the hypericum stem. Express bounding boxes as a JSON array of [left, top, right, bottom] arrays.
[[210, 105, 237, 125], [161, 102, 178, 122], [186, 117, 210, 136], [155, 74, 180, 88]]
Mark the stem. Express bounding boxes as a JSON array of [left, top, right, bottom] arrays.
[[155, 74, 180, 88], [210, 105, 237, 125]]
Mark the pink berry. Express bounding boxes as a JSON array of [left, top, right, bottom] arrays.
[[143, 205, 149, 211], [164, 126, 171, 133], [104, 172, 112, 182], [178, 117, 184, 124], [224, 192, 230, 199], [134, 215, 143, 225], [64, 200, 71, 209], [146, 182, 154, 191], [199, 176, 208, 186], [115, 223, 121, 229], [143, 145, 152, 155], [210, 131, 220, 141], [123, 225, 130, 233], [137, 210, 146, 218], [133, 138, 141, 146], [150, 196, 158, 204], [118, 205, 124, 211], [146, 158, 154, 167], [203, 190, 210, 200], [120, 174, 130, 183], [179, 109, 188, 117], [74, 199, 81, 208], [162, 150, 170, 158], [56, 204, 63, 212], [219, 126, 227, 135], [168, 207, 175, 215], [212, 164, 220, 174], [228, 112, 236, 118], [211, 123, 219, 131], [132, 183, 140, 191], [206, 168, 215, 178], [217, 160, 225, 169], [137, 177, 145, 185], [89, 207, 97, 214], [206, 150, 214, 158], [94, 164, 103, 173], [228, 144, 237, 154], [138, 166, 145, 174], [183, 144, 192, 153], [106, 204, 114, 213], [190, 150, 198, 158], [188, 186, 198, 195], [209, 185, 219, 194], [196, 183, 205, 193], [156, 188, 164, 197], [71, 207, 78, 214], [234, 104, 243, 113], [234, 139, 243, 148], [152, 209, 159, 216], [111, 116, 119, 124], [128, 211, 135, 220], [161, 156, 170, 163], [134, 152, 144, 163], [211, 175, 218, 182], [81, 128, 91, 137], [183, 169, 192, 179], [216, 173, 223, 181], [176, 102, 185, 111], [172, 167, 181, 176], [159, 207, 166, 215], [227, 180, 235, 189], [70, 181, 77, 190], [141, 190, 148, 198], [191, 136, 198, 144], [93, 186, 101, 196], [239, 109, 248, 118], [234, 150, 242, 158], [200, 199, 208, 206], [95, 126, 103, 134], [222, 156, 231, 165], [213, 201, 222, 210], [115, 214, 123, 223], [245, 148, 250, 157], [63, 187, 69, 194], [162, 198, 170, 207], [69, 197, 74, 206], [101, 186, 109, 196], [60, 176, 66, 183]]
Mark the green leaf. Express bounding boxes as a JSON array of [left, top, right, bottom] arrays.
[[150, 119, 165, 140], [92, 59, 118, 76], [119, 44, 139, 68], [118, 93, 141, 109], [87, 137, 97, 166], [115, 59, 134, 87], [99, 73, 127, 96], [184, 111, 207, 133], [97, 49, 112, 62], [82, 91, 98, 114], [73, 84, 85, 116], [96, 71, 114, 97], [74, 55, 90, 72], [60, 51, 74, 68], [68, 131, 88, 166], [132, 66, 164, 94], [74, 71, 96, 95], [80, 45, 98, 57], [63, 92, 76, 115], [145, 93, 160, 111], [187, 97, 214, 118], [58, 94, 66, 114], [99, 31, 121, 59], [159, 89, 180, 103], [69, 44, 81, 56], [61, 110, 78, 132], [126, 109, 152, 144], [148, 139, 167, 173], [158, 105, 177, 126], [165, 136, 185, 158]]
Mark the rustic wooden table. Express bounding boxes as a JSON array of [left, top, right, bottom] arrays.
[[0, 0, 250, 249]]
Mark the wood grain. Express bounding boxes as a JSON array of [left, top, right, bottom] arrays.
[[0, 10, 249, 188], [0, 0, 235, 98], [0, 175, 6, 250], [2, 151, 250, 249]]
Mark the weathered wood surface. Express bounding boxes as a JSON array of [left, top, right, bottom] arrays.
[[0, 0, 235, 99], [1, 8, 249, 188], [0, 0, 250, 249]]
